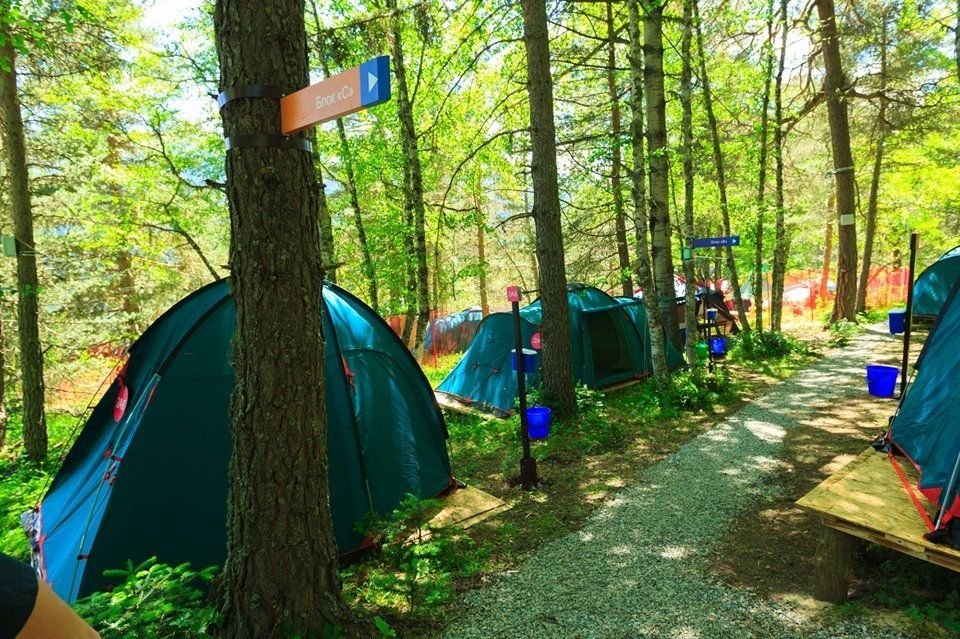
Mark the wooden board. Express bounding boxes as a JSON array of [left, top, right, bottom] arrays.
[[406, 486, 512, 544], [434, 392, 503, 419], [797, 447, 960, 573]]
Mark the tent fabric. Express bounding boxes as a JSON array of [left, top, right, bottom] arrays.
[[889, 278, 960, 538], [913, 245, 960, 318], [422, 307, 484, 360], [436, 284, 685, 414], [29, 281, 453, 603]]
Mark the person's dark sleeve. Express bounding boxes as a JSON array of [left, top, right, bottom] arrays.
[[0, 551, 39, 639]]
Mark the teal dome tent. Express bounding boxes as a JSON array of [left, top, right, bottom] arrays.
[[26, 280, 453, 602], [913, 245, 960, 318]]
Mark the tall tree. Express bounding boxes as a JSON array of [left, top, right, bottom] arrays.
[[693, 0, 751, 332], [771, 0, 788, 331], [387, 0, 431, 352], [754, 0, 776, 332], [628, 0, 669, 381], [856, 7, 890, 314], [643, 0, 681, 347], [520, 0, 576, 414], [816, 0, 858, 323], [679, 0, 698, 364], [0, 11, 46, 460], [212, 1, 363, 636], [606, 0, 632, 297]]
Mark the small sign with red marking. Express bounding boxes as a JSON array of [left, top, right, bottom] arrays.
[[113, 384, 129, 422], [506, 286, 521, 302], [531, 332, 542, 350]]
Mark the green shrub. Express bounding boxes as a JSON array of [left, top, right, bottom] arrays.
[[73, 558, 218, 639], [828, 319, 862, 347], [730, 330, 803, 361]]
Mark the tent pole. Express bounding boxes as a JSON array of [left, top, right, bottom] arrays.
[[899, 233, 918, 398]]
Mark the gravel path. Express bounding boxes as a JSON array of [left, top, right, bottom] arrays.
[[444, 328, 911, 639]]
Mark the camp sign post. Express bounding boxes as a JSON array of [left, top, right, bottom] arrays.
[[280, 55, 391, 135]]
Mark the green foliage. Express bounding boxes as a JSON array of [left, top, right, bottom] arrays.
[[828, 319, 863, 347], [857, 307, 890, 324], [73, 558, 218, 639], [730, 330, 809, 361], [342, 494, 489, 621], [0, 412, 78, 559]]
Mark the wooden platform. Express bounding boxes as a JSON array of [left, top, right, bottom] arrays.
[[797, 447, 960, 600], [434, 392, 503, 419]]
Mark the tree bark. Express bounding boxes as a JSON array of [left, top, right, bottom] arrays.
[[213, 1, 363, 636], [520, 0, 576, 414], [628, 0, 669, 381], [0, 21, 46, 460], [693, 0, 750, 332], [820, 195, 834, 310], [475, 176, 490, 316], [754, 0, 775, 333], [607, 0, 632, 298], [680, 0, 698, 365], [856, 12, 888, 314], [644, 0, 681, 348], [387, 0, 430, 352], [771, 0, 788, 331], [816, 0, 858, 324]]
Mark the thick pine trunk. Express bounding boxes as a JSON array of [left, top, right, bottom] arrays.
[[680, 0, 698, 364], [693, 0, 750, 332], [816, 0, 858, 324], [520, 0, 576, 414], [388, 0, 430, 352], [0, 25, 46, 460], [628, 0, 669, 381], [644, 1, 681, 348], [771, 0, 788, 331], [607, 1, 632, 298], [213, 1, 362, 636]]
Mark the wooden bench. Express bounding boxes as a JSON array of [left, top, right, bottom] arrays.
[[797, 447, 960, 603]]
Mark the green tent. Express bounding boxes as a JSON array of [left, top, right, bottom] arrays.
[[28, 280, 453, 602], [914, 245, 960, 318], [436, 284, 684, 414]]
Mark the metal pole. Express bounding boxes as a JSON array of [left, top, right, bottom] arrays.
[[934, 449, 960, 532], [899, 233, 918, 398], [512, 298, 538, 489]]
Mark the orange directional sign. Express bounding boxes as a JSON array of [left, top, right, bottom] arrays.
[[280, 56, 391, 135]]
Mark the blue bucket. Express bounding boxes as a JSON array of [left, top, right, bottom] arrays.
[[866, 364, 899, 398], [706, 308, 718, 322], [888, 309, 906, 335], [525, 406, 552, 439], [709, 335, 727, 357], [511, 348, 538, 373]]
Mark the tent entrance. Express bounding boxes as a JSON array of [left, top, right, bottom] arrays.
[[583, 309, 636, 384]]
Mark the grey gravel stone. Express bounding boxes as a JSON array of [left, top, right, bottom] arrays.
[[444, 328, 911, 639]]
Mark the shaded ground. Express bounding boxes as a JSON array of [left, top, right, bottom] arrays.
[[709, 327, 960, 636]]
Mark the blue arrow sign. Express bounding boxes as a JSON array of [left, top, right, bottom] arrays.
[[692, 235, 740, 249], [359, 55, 391, 109]]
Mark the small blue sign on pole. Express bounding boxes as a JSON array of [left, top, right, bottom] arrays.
[[692, 235, 740, 249], [359, 55, 391, 109]]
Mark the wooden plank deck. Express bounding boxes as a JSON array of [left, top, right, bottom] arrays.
[[797, 447, 960, 589]]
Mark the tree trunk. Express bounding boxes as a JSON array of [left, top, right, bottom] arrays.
[[771, 0, 788, 331], [0, 23, 46, 460], [115, 250, 140, 339], [212, 1, 363, 636], [628, 0, 669, 381], [388, 0, 430, 352], [754, 0, 775, 333], [820, 195, 834, 310], [856, 13, 888, 314], [644, 0, 681, 348], [317, 168, 337, 284], [475, 176, 490, 316], [693, 0, 750, 333], [520, 0, 576, 414], [607, 0, 632, 298], [680, 0, 698, 365], [816, 0, 858, 324], [955, 0, 959, 86]]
